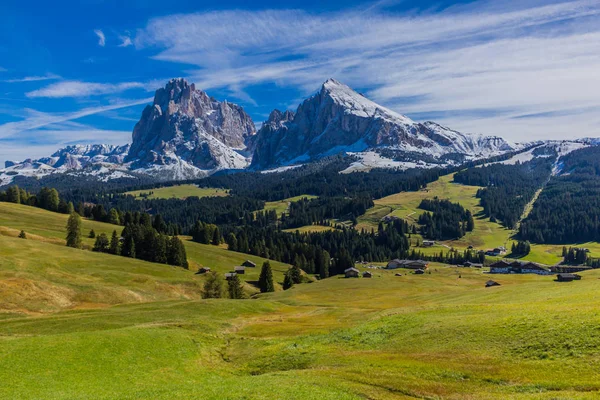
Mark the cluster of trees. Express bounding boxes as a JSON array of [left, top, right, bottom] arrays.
[[225, 220, 410, 277], [0, 185, 73, 214], [511, 241, 531, 256], [417, 198, 474, 240], [454, 158, 554, 229], [92, 231, 122, 255], [562, 247, 589, 265], [201, 271, 245, 299], [120, 221, 188, 268], [281, 196, 374, 229], [406, 248, 486, 265], [190, 221, 221, 245], [520, 147, 600, 243]]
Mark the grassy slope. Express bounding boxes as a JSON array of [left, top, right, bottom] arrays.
[[0, 203, 292, 313], [0, 234, 203, 315], [1, 265, 600, 399], [125, 185, 229, 200], [356, 173, 600, 265], [263, 194, 318, 217]]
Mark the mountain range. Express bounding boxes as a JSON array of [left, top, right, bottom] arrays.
[[1, 78, 525, 186]]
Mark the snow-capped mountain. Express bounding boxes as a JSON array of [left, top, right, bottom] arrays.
[[0, 144, 133, 186], [1, 78, 533, 187], [251, 79, 514, 169]]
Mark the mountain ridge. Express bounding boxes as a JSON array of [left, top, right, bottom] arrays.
[[0, 78, 558, 186]]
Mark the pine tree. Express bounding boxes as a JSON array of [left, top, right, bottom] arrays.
[[227, 274, 244, 299], [18, 230, 26, 239], [66, 212, 82, 248], [108, 208, 121, 225], [67, 202, 75, 215], [109, 230, 120, 255], [258, 261, 275, 293], [6, 186, 20, 204], [212, 226, 221, 246], [93, 234, 110, 252], [282, 271, 294, 290], [89, 229, 96, 238], [167, 236, 188, 268], [202, 271, 224, 299], [319, 250, 330, 279]]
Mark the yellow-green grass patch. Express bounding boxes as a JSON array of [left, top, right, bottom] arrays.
[[125, 185, 230, 200]]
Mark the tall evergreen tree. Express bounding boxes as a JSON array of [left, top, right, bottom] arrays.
[[6, 186, 20, 204], [93, 234, 110, 252], [109, 230, 120, 255], [66, 212, 82, 248], [227, 274, 244, 299], [202, 272, 224, 299], [319, 250, 330, 279], [258, 261, 275, 293], [212, 226, 221, 246]]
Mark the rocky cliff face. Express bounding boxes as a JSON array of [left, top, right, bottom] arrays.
[[251, 79, 514, 169], [126, 78, 255, 177]]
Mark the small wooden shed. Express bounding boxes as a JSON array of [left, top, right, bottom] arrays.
[[362, 271, 372, 278], [556, 273, 581, 282], [242, 260, 256, 268], [485, 280, 501, 287], [195, 267, 211, 275], [234, 266, 246, 275], [344, 267, 360, 278]]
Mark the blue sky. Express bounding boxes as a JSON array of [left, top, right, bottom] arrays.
[[1, 0, 600, 164]]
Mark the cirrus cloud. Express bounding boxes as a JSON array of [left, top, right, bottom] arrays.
[[133, 0, 600, 141]]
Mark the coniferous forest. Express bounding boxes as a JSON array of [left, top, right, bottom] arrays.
[[520, 147, 600, 243], [453, 157, 554, 229]]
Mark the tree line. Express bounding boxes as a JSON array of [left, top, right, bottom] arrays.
[[417, 198, 474, 240], [453, 157, 554, 229]]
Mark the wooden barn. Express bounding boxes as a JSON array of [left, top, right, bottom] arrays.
[[344, 267, 360, 278], [386, 259, 429, 270], [234, 266, 246, 275], [556, 273, 581, 282], [242, 260, 256, 268]]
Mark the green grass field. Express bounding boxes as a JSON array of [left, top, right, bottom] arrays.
[[125, 185, 230, 200], [356, 173, 600, 265], [3, 202, 600, 398], [1, 260, 600, 399], [0, 203, 292, 313], [283, 224, 337, 233], [262, 194, 318, 217]]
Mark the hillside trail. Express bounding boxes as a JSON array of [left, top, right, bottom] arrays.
[[511, 153, 561, 238]]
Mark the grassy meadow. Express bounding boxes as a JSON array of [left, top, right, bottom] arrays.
[[125, 185, 230, 200], [1, 260, 600, 398], [356, 173, 600, 265], [0, 203, 292, 314], [262, 194, 318, 217]]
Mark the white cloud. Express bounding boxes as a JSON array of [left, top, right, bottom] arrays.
[[3, 73, 61, 83], [94, 29, 106, 46], [0, 98, 152, 139], [134, 0, 600, 141], [26, 81, 149, 98], [118, 35, 133, 47]]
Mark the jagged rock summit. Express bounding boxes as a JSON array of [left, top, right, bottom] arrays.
[[1, 78, 523, 186], [251, 78, 514, 169], [126, 78, 255, 179]]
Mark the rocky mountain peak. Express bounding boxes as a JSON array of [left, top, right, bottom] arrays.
[[250, 79, 515, 169], [125, 79, 256, 178]]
